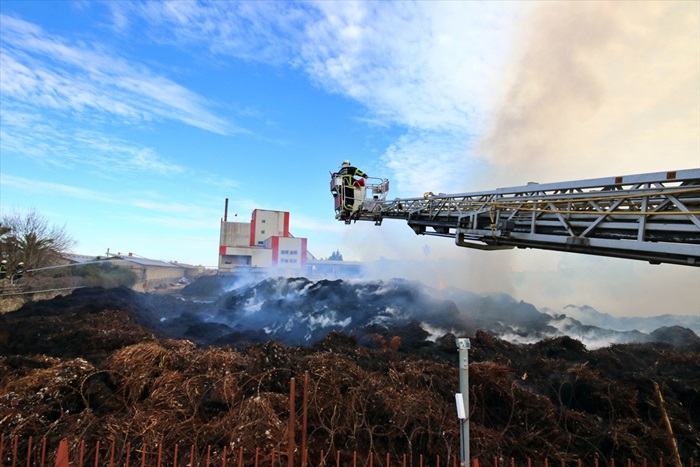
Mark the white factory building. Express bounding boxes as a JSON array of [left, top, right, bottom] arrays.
[[218, 207, 309, 274]]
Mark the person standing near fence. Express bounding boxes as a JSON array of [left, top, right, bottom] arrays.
[[11, 262, 25, 284]]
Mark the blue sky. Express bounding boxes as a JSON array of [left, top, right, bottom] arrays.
[[1, 1, 699, 318]]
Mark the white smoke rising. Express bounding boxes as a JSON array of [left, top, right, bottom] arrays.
[[477, 1, 700, 187], [307, 1, 698, 321], [192, 274, 698, 350]]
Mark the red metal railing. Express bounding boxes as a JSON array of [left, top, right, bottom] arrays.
[[0, 434, 695, 467]]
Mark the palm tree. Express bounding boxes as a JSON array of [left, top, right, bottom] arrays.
[[0, 209, 75, 271]]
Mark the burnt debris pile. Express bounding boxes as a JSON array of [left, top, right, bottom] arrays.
[[122, 275, 700, 349], [0, 278, 699, 461]]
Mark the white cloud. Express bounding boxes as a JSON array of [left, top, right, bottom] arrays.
[[131, 200, 204, 215], [103, 1, 522, 132], [197, 173, 241, 193], [382, 130, 478, 196], [302, 2, 521, 132], [0, 110, 184, 176], [0, 174, 117, 203], [102, 2, 523, 194], [294, 2, 524, 194], [106, 1, 305, 64], [0, 14, 230, 134], [73, 131, 186, 176]]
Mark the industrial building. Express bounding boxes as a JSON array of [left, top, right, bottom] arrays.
[[114, 255, 204, 292], [62, 253, 205, 292], [218, 206, 310, 274]]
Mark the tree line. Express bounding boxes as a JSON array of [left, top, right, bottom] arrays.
[[0, 209, 76, 272], [0, 209, 137, 291]]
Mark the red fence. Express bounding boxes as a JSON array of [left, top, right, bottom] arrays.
[[0, 434, 695, 467]]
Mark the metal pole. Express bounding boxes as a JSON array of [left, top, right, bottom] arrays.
[[289, 377, 296, 467], [302, 372, 309, 467], [457, 338, 471, 467]]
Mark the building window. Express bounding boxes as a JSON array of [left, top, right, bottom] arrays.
[[261, 230, 265, 234]]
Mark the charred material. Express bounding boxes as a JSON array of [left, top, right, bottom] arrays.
[[0, 279, 698, 461]]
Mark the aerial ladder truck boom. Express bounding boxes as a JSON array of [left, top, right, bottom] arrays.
[[330, 168, 700, 267]]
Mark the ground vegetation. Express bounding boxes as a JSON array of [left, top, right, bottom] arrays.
[[0, 285, 698, 465]]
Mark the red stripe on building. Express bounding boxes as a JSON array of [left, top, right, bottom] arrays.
[[301, 238, 307, 269], [250, 209, 257, 246], [283, 212, 290, 237], [271, 236, 279, 265], [219, 245, 227, 255]]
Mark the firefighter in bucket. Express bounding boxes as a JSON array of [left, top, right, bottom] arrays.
[[335, 160, 369, 218]]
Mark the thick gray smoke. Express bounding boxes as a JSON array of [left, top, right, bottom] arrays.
[[460, 1, 700, 318], [477, 1, 700, 187]]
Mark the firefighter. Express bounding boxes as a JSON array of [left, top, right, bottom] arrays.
[[11, 262, 25, 284], [338, 160, 369, 214]]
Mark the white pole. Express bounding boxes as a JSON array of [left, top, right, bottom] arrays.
[[456, 338, 471, 466]]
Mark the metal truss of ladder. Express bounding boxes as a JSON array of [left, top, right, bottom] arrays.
[[352, 168, 700, 266]]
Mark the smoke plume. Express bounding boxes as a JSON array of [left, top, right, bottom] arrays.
[[478, 1, 699, 187]]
